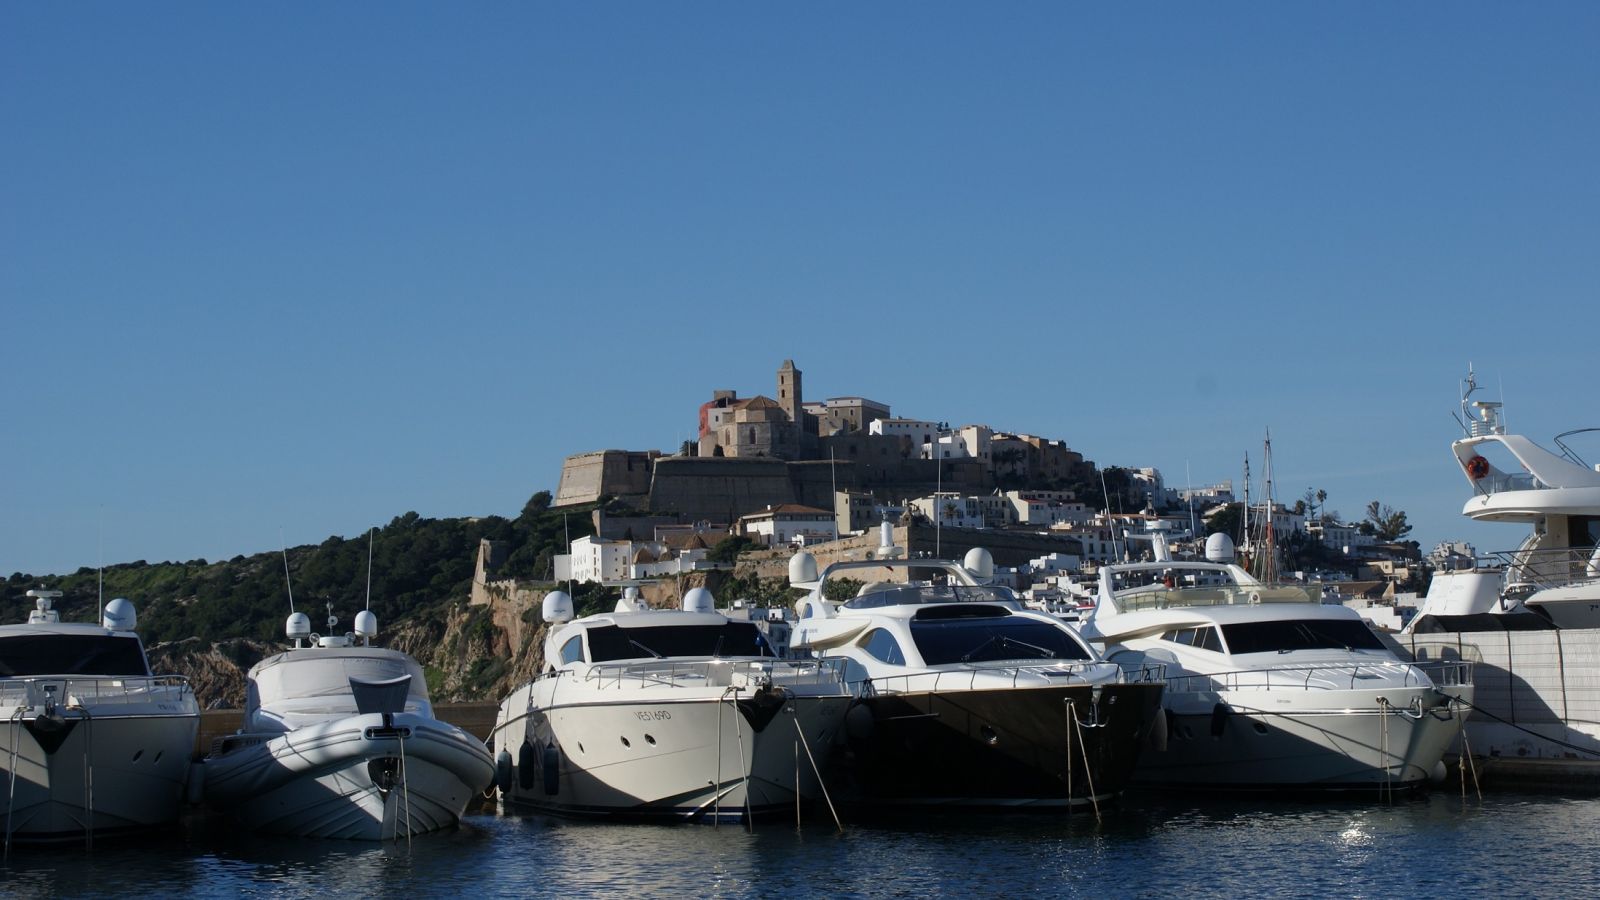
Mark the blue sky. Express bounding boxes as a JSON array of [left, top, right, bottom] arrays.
[[4, 4, 1597, 575]]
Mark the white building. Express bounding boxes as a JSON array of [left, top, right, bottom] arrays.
[[911, 493, 988, 529], [559, 535, 637, 584], [870, 417, 941, 449], [739, 504, 838, 547], [1006, 490, 1093, 527]]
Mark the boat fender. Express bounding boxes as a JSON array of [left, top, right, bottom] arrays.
[[186, 761, 207, 806], [1209, 703, 1230, 738], [494, 749, 514, 794], [844, 701, 875, 743], [542, 743, 560, 796], [1430, 760, 1447, 784], [517, 741, 538, 791], [1147, 707, 1170, 753]]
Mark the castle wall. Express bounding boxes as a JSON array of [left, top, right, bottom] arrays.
[[554, 449, 658, 507], [648, 457, 797, 522]]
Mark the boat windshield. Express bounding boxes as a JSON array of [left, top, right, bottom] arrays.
[[1220, 619, 1387, 655], [586, 622, 774, 662], [1111, 578, 1318, 613], [909, 609, 1093, 665], [843, 583, 1016, 610], [0, 634, 149, 677]]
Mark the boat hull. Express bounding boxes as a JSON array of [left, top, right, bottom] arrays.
[[202, 712, 494, 839], [1136, 684, 1472, 789], [841, 682, 1165, 809], [496, 689, 850, 823], [0, 711, 198, 842]]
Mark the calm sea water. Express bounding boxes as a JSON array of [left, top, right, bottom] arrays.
[[2, 791, 1595, 898]]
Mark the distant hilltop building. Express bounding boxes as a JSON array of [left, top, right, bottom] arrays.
[[553, 358, 1094, 528]]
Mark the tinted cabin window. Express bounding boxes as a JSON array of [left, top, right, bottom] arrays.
[[1221, 619, 1386, 655], [559, 636, 584, 665], [911, 615, 1092, 665], [862, 628, 906, 665], [1194, 626, 1224, 653], [0, 635, 150, 677], [584, 623, 772, 662]]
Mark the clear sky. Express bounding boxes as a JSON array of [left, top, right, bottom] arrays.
[[4, 4, 1597, 576]]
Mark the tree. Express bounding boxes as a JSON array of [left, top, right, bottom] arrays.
[[1364, 501, 1413, 541], [1204, 503, 1244, 540], [521, 491, 553, 518]]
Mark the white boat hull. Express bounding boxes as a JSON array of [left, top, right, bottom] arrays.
[[0, 711, 198, 841], [1138, 684, 1472, 789], [203, 712, 494, 839], [496, 688, 848, 822]]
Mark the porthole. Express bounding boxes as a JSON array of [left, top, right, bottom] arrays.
[[154, 751, 163, 764], [621, 736, 631, 748], [131, 750, 143, 763], [979, 725, 999, 746], [1252, 722, 1269, 735], [577, 742, 585, 754], [644, 734, 656, 746]]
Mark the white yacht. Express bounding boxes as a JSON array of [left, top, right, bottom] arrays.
[[1394, 369, 1600, 759], [491, 587, 851, 823], [1080, 534, 1473, 790], [1409, 369, 1600, 629], [789, 545, 1165, 810], [200, 607, 494, 839], [1, 590, 199, 844]]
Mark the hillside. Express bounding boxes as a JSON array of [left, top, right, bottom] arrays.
[[2, 491, 593, 707]]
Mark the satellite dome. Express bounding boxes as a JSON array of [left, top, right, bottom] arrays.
[[354, 609, 378, 639], [542, 591, 575, 624], [964, 548, 995, 581], [682, 587, 715, 614], [1205, 533, 1237, 563], [789, 550, 818, 585], [102, 597, 137, 631], [286, 611, 312, 641]]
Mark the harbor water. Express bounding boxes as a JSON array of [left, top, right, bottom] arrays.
[[2, 791, 1595, 898]]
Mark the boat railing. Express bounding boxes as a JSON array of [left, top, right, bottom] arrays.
[[864, 660, 1146, 695], [1490, 546, 1600, 591], [1165, 660, 1467, 695], [1114, 583, 1319, 614], [1473, 471, 1542, 495], [580, 657, 849, 691], [0, 674, 194, 710]]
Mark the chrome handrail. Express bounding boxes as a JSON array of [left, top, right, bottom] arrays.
[[1164, 660, 1472, 694], [0, 674, 193, 709]]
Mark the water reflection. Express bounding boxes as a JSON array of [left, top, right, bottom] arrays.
[[1, 792, 1596, 897]]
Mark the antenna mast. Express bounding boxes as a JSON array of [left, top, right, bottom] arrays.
[[365, 527, 375, 611], [280, 530, 296, 614]]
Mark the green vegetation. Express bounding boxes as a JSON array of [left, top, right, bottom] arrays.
[[2, 493, 596, 646]]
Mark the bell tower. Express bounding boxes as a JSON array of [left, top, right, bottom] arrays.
[[777, 359, 802, 423]]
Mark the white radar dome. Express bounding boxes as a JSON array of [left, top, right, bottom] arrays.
[[682, 587, 715, 614], [102, 597, 137, 631], [286, 612, 312, 641], [788, 550, 818, 586], [354, 609, 378, 639], [964, 548, 995, 582], [542, 591, 575, 624], [1205, 533, 1236, 563]]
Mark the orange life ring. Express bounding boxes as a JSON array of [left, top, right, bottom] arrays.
[[1465, 455, 1490, 480]]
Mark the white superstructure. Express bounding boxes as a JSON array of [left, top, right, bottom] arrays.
[[0, 591, 199, 843], [1411, 369, 1600, 628]]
